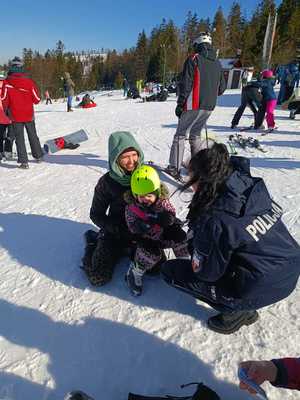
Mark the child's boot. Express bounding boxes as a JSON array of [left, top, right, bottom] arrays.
[[126, 262, 144, 296]]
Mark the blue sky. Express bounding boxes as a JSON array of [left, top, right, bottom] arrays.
[[0, 0, 281, 64]]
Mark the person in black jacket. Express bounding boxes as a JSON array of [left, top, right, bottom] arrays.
[[166, 32, 226, 180], [231, 80, 262, 129], [161, 143, 300, 334], [81, 131, 144, 286]]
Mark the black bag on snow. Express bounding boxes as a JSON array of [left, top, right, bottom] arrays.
[[128, 382, 220, 400]]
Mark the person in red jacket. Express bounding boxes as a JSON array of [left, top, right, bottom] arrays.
[[1, 57, 43, 169], [239, 358, 300, 394]]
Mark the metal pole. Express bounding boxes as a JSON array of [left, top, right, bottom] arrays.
[[163, 44, 166, 86]]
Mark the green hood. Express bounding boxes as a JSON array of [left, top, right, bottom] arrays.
[[108, 131, 144, 186]]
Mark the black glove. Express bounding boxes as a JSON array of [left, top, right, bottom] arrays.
[[163, 224, 187, 242], [146, 211, 174, 228], [64, 141, 80, 150], [132, 219, 152, 235], [104, 222, 120, 238], [175, 104, 183, 118]]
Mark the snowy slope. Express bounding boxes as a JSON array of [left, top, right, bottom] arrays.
[[0, 90, 299, 400]]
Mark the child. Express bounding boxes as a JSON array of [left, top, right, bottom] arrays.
[[45, 89, 52, 105], [260, 69, 277, 133], [0, 72, 12, 161], [125, 165, 189, 296]]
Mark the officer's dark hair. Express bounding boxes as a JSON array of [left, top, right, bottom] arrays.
[[182, 143, 232, 221]]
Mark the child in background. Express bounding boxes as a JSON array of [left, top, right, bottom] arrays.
[[125, 165, 189, 296], [260, 69, 277, 133], [0, 72, 12, 161]]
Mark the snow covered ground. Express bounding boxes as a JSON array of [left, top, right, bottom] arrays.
[[0, 89, 299, 400]]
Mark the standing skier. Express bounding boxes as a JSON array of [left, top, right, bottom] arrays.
[[64, 72, 75, 112], [256, 70, 277, 133], [1, 57, 43, 168], [165, 32, 226, 180], [123, 78, 129, 97], [231, 80, 262, 129], [45, 89, 52, 104], [161, 143, 300, 334]]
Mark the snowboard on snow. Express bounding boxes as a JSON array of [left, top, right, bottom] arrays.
[[43, 129, 88, 154]]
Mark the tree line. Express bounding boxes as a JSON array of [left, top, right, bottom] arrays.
[[1, 0, 299, 98]]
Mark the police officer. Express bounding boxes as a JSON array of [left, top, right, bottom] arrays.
[[161, 143, 300, 334]]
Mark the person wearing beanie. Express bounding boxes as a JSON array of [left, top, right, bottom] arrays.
[[82, 131, 145, 286], [255, 70, 277, 133], [1, 57, 43, 168], [124, 165, 189, 296], [165, 32, 226, 181]]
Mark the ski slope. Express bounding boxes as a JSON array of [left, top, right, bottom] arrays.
[[0, 90, 299, 400]]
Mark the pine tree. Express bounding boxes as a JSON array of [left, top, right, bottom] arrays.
[[250, 0, 276, 65], [273, 0, 300, 63], [182, 11, 199, 53], [135, 30, 148, 81], [23, 48, 33, 72], [227, 2, 244, 57], [212, 7, 227, 57]]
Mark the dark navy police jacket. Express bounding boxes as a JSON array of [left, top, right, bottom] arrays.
[[192, 156, 300, 310]]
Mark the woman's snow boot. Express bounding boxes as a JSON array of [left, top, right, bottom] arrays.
[[207, 310, 259, 334]]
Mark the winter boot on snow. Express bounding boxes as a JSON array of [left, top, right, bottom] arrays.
[[81, 229, 98, 270], [18, 163, 29, 169], [65, 391, 95, 400], [207, 310, 259, 334], [289, 109, 296, 119], [4, 151, 13, 160], [126, 262, 144, 296]]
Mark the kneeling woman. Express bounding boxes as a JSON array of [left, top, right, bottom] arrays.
[[161, 143, 300, 334]]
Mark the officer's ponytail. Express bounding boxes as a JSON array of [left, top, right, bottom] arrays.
[[183, 143, 232, 221]]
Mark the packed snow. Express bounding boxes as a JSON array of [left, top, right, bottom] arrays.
[[0, 90, 299, 400]]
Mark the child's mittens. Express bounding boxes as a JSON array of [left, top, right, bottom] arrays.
[[132, 219, 152, 235], [146, 211, 174, 227]]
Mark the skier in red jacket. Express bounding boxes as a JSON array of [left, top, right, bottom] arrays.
[[1, 57, 43, 169]]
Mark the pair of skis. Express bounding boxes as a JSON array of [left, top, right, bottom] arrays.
[[239, 125, 277, 135], [228, 134, 267, 154]]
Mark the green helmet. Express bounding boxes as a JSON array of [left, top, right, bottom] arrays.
[[131, 165, 161, 196]]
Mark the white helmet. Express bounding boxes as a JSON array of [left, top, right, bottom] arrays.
[[193, 32, 212, 46]]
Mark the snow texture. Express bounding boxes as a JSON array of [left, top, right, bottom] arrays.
[[0, 90, 299, 400]]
